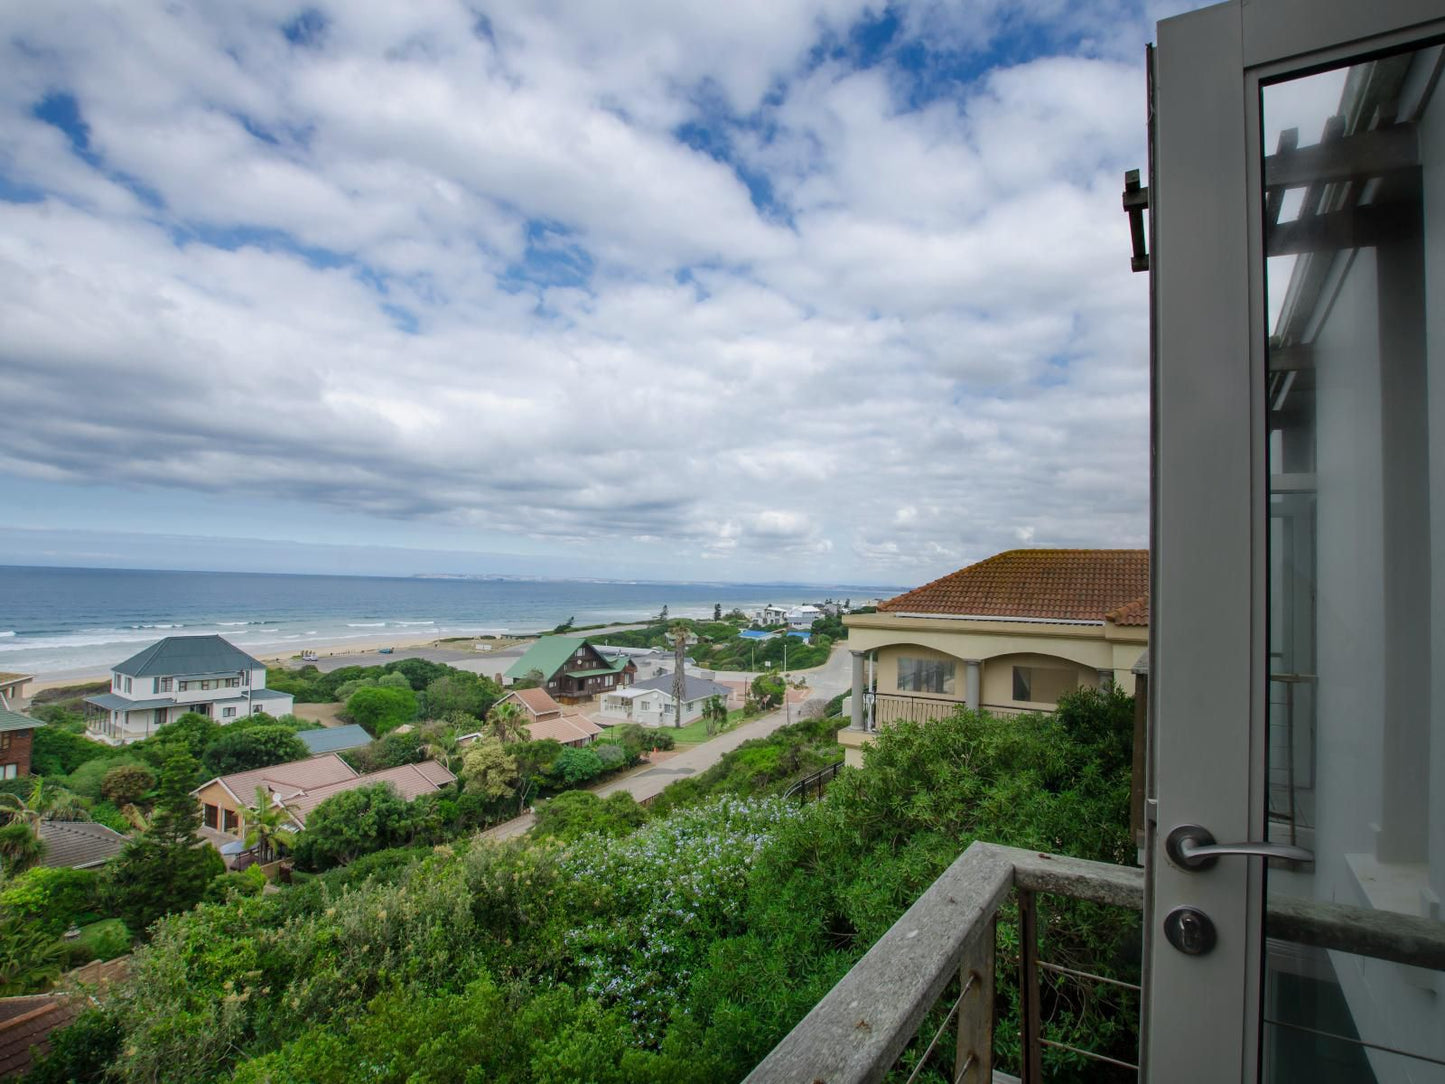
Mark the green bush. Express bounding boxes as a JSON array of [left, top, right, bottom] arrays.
[[66, 756, 148, 801], [68, 918, 131, 964], [200, 726, 308, 776], [546, 746, 604, 787], [292, 783, 426, 871], [0, 866, 100, 936], [344, 685, 417, 736], [31, 727, 115, 776], [533, 791, 646, 843], [101, 763, 156, 804]]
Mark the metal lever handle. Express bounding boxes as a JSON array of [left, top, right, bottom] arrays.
[[1165, 824, 1313, 871]]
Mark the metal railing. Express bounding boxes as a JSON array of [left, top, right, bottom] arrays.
[[783, 760, 844, 802], [745, 843, 1143, 1084], [870, 693, 966, 729]]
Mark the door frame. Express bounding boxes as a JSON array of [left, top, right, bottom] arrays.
[[1145, 1, 1444, 1080]]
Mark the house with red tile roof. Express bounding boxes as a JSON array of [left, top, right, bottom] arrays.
[[839, 549, 1149, 767], [495, 687, 565, 721]]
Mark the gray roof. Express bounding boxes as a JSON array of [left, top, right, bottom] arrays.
[[0, 708, 42, 733], [83, 693, 176, 712], [297, 725, 373, 755], [630, 672, 732, 701], [37, 821, 129, 869], [113, 635, 263, 678], [248, 688, 293, 702]]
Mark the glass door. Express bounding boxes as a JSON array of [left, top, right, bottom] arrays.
[[1148, 3, 1445, 1081], [1260, 42, 1445, 1082]]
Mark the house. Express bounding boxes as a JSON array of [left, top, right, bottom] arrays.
[[755, 6, 1445, 1078], [502, 636, 635, 702], [36, 821, 129, 869], [82, 635, 295, 745], [0, 673, 30, 711], [0, 708, 42, 780], [192, 753, 455, 839], [597, 672, 732, 728], [296, 724, 373, 756], [495, 687, 566, 722], [752, 604, 790, 626], [838, 549, 1148, 767], [786, 604, 822, 630], [525, 714, 604, 747]]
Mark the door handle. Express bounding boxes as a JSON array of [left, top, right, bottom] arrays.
[[1165, 824, 1313, 871]]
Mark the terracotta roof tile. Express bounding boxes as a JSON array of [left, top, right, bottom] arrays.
[[1105, 593, 1150, 627], [280, 761, 457, 825], [526, 715, 603, 745], [208, 754, 358, 805], [880, 549, 1149, 624], [504, 688, 564, 718]]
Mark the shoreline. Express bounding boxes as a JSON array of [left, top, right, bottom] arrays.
[[26, 632, 505, 693]]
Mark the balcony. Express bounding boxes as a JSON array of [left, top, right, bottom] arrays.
[[745, 841, 1445, 1083]]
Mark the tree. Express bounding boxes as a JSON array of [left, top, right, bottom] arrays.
[[552, 616, 576, 634], [421, 673, 494, 721], [0, 866, 101, 937], [344, 685, 417, 736], [292, 783, 418, 870], [670, 624, 689, 728], [702, 694, 729, 735], [0, 778, 88, 827], [461, 741, 518, 802], [750, 673, 785, 710], [714, 603, 722, 622], [201, 726, 309, 776], [533, 791, 646, 842], [486, 700, 530, 743], [547, 746, 604, 787], [101, 764, 157, 805], [350, 729, 426, 773], [0, 822, 44, 876], [244, 787, 296, 864], [101, 752, 224, 936], [658, 604, 669, 622], [512, 668, 546, 691]]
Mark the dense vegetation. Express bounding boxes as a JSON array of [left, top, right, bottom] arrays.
[[592, 612, 844, 672], [27, 688, 1138, 1083]]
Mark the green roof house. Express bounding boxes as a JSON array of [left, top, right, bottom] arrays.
[[503, 636, 635, 703], [83, 634, 294, 746]]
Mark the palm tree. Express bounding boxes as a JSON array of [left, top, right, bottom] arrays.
[[670, 624, 689, 728], [244, 787, 297, 864], [0, 916, 67, 995], [486, 700, 529, 744], [0, 778, 88, 828], [0, 822, 44, 876]]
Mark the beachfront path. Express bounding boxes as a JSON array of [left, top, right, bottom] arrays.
[[482, 643, 853, 841]]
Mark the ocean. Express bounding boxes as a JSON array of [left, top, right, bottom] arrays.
[[0, 565, 895, 680]]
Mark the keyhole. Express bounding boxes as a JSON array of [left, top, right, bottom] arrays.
[[1164, 906, 1217, 956]]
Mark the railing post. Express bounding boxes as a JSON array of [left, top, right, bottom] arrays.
[[1019, 890, 1043, 1084], [954, 916, 995, 1083]]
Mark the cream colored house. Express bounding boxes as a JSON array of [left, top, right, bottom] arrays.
[[839, 549, 1148, 767]]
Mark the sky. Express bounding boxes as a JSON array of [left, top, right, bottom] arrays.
[[0, 0, 1206, 585]]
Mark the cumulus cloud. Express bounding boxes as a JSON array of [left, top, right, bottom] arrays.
[[0, 0, 1190, 583]]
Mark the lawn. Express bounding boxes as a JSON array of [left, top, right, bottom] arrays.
[[73, 918, 131, 962], [669, 708, 755, 745]]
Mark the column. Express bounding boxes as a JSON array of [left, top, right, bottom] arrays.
[[964, 660, 981, 710], [849, 651, 866, 731]]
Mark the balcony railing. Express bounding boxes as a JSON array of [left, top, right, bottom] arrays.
[[745, 842, 1143, 1084]]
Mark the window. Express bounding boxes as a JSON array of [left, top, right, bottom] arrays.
[[178, 680, 190, 692], [897, 657, 956, 695], [222, 808, 238, 833], [160, 677, 172, 692], [1012, 666, 1077, 704], [0, 733, 9, 752], [242, 671, 250, 686], [222, 707, 237, 719], [1, 764, 14, 781], [203, 803, 219, 830], [124, 676, 132, 693]]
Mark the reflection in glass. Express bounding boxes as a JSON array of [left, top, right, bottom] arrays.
[[1262, 42, 1445, 1083]]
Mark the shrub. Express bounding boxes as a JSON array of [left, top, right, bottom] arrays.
[[101, 764, 156, 804], [533, 790, 646, 843], [201, 726, 309, 776], [344, 685, 417, 736], [349, 729, 426, 773], [547, 746, 604, 787], [593, 742, 627, 771], [30, 728, 115, 776], [292, 784, 423, 871], [23, 1008, 123, 1084], [66, 756, 147, 801], [0, 866, 100, 936], [67, 918, 131, 965]]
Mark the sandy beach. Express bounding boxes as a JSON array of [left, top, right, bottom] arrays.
[[26, 632, 502, 693]]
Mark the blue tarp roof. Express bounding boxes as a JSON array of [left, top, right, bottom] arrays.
[[738, 629, 776, 640]]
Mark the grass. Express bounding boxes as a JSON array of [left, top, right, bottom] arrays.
[[74, 918, 131, 961], [669, 708, 758, 745]]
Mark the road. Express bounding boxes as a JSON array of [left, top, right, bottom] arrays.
[[482, 644, 853, 840]]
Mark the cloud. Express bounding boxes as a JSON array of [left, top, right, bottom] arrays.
[[0, 0, 1169, 584]]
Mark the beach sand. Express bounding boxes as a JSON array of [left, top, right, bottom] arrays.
[[26, 632, 492, 693]]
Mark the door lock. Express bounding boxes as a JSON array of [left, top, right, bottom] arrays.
[[1163, 906, 1217, 956]]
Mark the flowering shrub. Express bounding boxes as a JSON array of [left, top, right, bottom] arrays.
[[554, 797, 802, 1042]]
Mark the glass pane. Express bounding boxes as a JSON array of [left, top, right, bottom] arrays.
[[1262, 41, 1445, 1083]]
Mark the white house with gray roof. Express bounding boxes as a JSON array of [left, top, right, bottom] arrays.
[[83, 635, 293, 746], [596, 671, 731, 727]]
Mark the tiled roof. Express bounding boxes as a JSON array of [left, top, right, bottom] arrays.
[[1105, 593, 1150, 627], [502, 688, 563, 719], [0, 997, 78, 1079], [113, 635, 264, 678], [281, 761, 456, 825], [206, 754, 358, 805], [879, 549, 1150, 624], [526, 715, 603, 745], [0, 708, 42, 733], [37, 821, 129, 869]]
